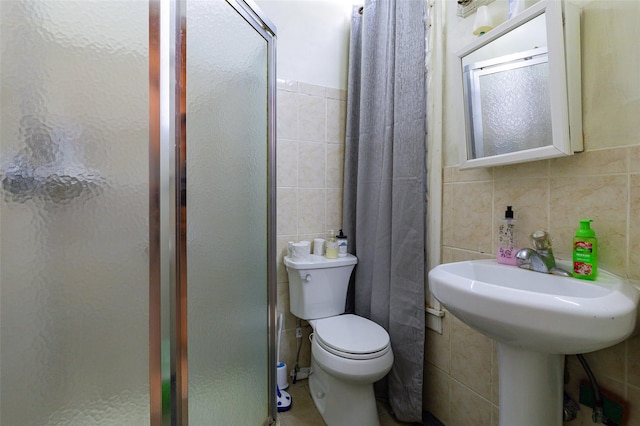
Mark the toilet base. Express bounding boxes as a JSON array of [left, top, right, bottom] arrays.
[[309, 356, 380, 426]]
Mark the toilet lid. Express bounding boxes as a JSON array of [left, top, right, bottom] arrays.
[[314, 314, 390, 360]]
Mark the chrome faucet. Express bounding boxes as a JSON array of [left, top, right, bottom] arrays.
[[515, 230, 572, 277]]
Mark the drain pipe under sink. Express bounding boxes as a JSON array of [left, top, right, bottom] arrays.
[[576, 354, 604, 424]]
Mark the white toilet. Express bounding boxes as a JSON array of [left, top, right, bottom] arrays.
[[284, 254, 393, 426]]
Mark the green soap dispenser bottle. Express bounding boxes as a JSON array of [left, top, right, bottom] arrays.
[[573, 219, 598, 280]]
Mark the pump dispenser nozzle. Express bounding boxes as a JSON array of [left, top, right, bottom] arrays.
[[576, 219, 595, 238], [504, 206, 514, 219]]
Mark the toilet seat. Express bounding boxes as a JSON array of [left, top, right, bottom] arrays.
[[313, 314, 391, 360]]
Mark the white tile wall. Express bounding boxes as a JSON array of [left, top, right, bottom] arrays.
[[275, 79, 347, 371]]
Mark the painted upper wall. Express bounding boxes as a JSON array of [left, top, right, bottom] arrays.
[[443, 0, 640, 166], [254, 0, 353, 90]]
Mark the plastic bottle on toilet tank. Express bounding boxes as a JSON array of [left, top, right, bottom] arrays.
[[336, 229, 348, 257], [325, 230, 338, 259]]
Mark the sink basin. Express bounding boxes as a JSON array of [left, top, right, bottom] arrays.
[[428, 260, 639, 426], [429, 259, 639, 354]]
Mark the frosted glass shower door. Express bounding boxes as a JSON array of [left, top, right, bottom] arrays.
[[184, 0, 274, 424], [0, 1, 150, 424]]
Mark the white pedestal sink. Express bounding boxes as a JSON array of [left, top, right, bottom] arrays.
[[429, 260, 639, 426]]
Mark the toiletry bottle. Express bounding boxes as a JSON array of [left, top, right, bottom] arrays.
[[336, 229, 348, 257], [325, 230, 338, 259], [497, 206, 517, 265], [573, 219, 598, 280]]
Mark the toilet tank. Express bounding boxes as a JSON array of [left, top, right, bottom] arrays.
[[284, 254, 357, 320]]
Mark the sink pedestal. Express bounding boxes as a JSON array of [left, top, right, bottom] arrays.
[[497, 343, 564, 426]]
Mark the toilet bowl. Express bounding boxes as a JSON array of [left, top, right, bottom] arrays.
[[309, 315, 393, 383], [284, 254, 394, 426], [308, 314, 393, 426]]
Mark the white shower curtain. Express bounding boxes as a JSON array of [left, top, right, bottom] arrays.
[[342, 0, 427, 422]]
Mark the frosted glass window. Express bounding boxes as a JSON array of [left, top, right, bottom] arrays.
[[1, 1, 150, 424], [465, 50, 551, 159], [186, 1, 269, 424], [479, 62, 551, 156]]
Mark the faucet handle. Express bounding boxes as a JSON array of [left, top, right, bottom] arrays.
[[530, 230, 552, 250]]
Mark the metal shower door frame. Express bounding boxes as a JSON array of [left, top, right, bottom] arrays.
[[149, 0, 277, 424]]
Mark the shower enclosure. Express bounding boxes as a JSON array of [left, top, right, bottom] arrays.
[[0, 0, 277, 424]]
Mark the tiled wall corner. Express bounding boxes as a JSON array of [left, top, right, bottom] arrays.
[[275, 79, 347, 371]]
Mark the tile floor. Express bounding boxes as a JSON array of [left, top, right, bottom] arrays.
[[276, 380, 421, 426]]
